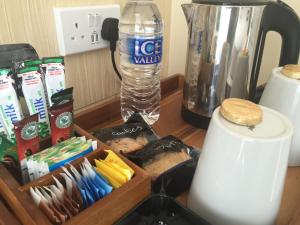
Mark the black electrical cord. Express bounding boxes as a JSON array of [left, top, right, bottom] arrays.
[[101, 18, 122, 81], [111, 50, 122, 81]]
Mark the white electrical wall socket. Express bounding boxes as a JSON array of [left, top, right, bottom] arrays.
[[53, 5, 120, 56]]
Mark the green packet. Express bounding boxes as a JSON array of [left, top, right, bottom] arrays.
[[23, 59, 42, 67], [26, 136, 97, 181], [17, 66, 50, 138], [0, 134, 18, 162], [0, 134, 21, 183]]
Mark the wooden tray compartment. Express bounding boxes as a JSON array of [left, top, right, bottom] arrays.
[[0, 124, 151, 225]]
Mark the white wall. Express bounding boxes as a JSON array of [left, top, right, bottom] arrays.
[[168, 0, 191, 76], [168, 0, 300, 85]]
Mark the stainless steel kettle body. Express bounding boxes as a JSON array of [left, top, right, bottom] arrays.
[[181, 1, 300, 128]]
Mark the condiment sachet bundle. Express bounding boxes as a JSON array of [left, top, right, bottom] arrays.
[[30, 151, 134, 224], [0, 57, 94, 184], [0, 56, 65, 143], [26, 137, 97, 181]]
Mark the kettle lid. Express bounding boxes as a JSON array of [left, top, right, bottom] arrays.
[[192, 0, 268, 5]]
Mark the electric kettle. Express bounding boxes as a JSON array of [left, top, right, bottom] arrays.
[[181, 0, 300, 128]]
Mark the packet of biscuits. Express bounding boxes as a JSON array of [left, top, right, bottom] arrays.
[[127, 135, 199, 197], [93, 113, 158, 154]]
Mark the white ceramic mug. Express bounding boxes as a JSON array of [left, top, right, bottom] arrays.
[[188, 106, 293, 225], [260, 66, 300, 166]]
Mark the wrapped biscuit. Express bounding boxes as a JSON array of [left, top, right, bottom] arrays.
[[127, 136, 200, 197], [93, 113, 158, 154], [127, 135, 194, 178]]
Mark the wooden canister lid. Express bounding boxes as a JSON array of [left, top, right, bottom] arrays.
[[281, 64, 300, 79], [220, 98, 262, 126]]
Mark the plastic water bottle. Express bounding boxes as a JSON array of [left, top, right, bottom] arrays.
[[119, 0, 163, 125]]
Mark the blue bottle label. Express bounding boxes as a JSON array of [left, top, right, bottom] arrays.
[[128, 37, 163, 65]]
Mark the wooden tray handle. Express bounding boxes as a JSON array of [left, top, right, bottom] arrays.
[[0, 164, 51, 225]]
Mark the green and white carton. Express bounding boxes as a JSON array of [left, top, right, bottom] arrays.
[[18, 66, 50, 138], [0, 68, 23, 142]]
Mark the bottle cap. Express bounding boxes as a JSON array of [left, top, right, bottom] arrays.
[[220, 98, 262, 126], [281, 64, 300, 80]]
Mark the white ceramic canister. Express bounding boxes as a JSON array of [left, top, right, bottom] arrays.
[[260, 65, 300, 166], [188, 105, 293, 225]]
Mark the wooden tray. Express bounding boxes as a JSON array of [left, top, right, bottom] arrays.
[[0, 125, 151, 225], [2, 74, 300, 225]]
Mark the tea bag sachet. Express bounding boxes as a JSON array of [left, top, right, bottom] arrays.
[[60, 172, 83, 210], [50, 183, 79, 217], [44, 186, 72, 220], [53, 176, 80, 215], [37, 187, 68, 224], [30, 187, 63, 224]]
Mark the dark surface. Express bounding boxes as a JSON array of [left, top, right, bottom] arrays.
[[114, 194, 211, 225]]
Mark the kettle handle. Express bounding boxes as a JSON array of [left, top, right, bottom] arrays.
[[249, 1, 300, 102]]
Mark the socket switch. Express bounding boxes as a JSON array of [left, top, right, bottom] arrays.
[[53, 5, 120, 56]]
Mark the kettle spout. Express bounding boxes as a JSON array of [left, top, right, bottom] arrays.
[[182, 4, 192, 24]]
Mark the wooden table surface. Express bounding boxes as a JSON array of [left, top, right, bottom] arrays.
[[2, 74, 300, 224], [83, 87, 300, 225], [0, 198, 20, 225]]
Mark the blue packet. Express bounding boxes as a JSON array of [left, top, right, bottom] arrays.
[[83, 158, 113, 195], [81, 165, 100, 200], [82, 166, 107, 198], [82, 175, 102, 200], [70, 164, 95, 207], [69, 165, 90, 208]]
